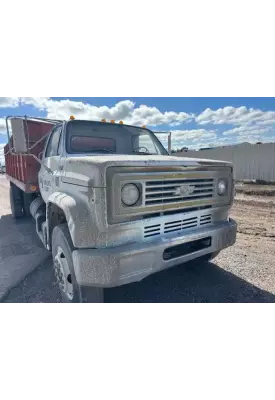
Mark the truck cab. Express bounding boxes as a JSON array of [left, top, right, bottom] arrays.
[[5, 117, 237, 302]]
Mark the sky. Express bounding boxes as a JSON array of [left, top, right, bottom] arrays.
[[1, 97, 275, 163]]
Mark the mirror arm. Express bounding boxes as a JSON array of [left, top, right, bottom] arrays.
[[31, 154, 53, 175]]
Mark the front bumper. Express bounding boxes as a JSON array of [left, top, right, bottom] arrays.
[[72, 218, 237, 288]]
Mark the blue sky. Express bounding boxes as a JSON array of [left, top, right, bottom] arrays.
[[1, 97, 275, 157]]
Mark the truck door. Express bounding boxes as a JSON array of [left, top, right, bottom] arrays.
[[39, 125, 63, 202]]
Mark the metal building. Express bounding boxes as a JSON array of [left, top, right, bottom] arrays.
[[176, 142, 275, 182]]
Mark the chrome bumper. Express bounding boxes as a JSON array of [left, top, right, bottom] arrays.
[[72, 218, 237, 288]]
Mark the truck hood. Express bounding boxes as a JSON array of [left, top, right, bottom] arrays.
[[63, 154, 232, 187]]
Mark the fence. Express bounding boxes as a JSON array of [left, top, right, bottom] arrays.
[[176, 142, 275, 181]]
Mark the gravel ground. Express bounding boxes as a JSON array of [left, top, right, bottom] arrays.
[[1, 174, 275, 303], [236, 183, 275, 196], [0, 176, 49, 300]]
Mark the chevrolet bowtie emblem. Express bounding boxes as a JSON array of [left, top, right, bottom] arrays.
[[175, 185, 195, 196]]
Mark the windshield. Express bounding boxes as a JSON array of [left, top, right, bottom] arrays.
[[66, 120, 167, 155]]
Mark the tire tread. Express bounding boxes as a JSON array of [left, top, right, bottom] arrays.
[[52, 224, 103, 303]]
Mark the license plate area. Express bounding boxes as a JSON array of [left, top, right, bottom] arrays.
[[163, 237, 212, 260]]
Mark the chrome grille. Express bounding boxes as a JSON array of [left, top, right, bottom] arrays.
[[144, 214, 212, 238], [144, 178, 215, 206]]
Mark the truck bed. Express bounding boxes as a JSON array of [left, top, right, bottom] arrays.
[[4, 119, 55, 193]]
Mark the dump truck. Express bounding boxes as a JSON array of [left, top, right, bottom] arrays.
[[4, 116, 237, 302]]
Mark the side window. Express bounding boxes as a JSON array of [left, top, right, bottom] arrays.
[[45, 127, 62, 157]]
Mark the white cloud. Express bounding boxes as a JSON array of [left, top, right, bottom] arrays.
[[0, 97, 20, 108], [169, 121, 183, 127], [196, 106, 275, 126], [236, 135, 275, 143], [168, 129, 218, 151], [171, 129, 217, 141], [187, 135, 275, 151], [21, 97, 51, 110], [183, 137, 231, 150], [223, 125, 272, 136], [236, 135, 262, 143], [1, 97, 193, 127], [2, 98, 275, 131], [1, 98, 275, 152], [255, 119, 275, 126], [0, 118, 6, 133], [19, 97, 193, 127], [0, 117, 13, 136]]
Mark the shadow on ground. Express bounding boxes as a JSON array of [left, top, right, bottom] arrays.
[[0, 213, 50, 301], [104, 260, 275, 303], [5, 252, 275, 303]]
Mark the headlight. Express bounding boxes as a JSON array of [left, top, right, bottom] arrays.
[[217, 179, 227, 195], [121, 183, 140, 206]]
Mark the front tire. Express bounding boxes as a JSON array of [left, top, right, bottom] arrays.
[[23, 192, 34, 217], [51, 224, 104, 303]]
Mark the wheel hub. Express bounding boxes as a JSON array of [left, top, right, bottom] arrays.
[[54, 246, 74, 300]]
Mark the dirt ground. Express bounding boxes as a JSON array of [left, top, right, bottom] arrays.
[[215, 196, 275, 298], [236, 182, 275, 196], [1, 175, 275, 302]]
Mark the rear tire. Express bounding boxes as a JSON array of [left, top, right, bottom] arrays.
[[52, 224, 104, 303], [9, 183, 24, 218]]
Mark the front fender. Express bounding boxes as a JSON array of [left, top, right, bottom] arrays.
[[47, 190, 107, 248]]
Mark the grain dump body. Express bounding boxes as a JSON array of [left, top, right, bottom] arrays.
[[4, 117, 58, 192]]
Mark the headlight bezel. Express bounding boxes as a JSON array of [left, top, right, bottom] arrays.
[[121, 183, 141, 206]]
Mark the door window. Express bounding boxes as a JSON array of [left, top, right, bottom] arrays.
[[45, 126, 62, 157]]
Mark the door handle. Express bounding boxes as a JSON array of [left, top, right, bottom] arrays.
[[58, 164, 64, 171]]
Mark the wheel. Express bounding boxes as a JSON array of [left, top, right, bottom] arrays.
[[9, 183, 24, 218], [23, 192, 34, 217], [51, 224, 104, 303]]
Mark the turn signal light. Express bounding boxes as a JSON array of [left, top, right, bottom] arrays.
[[101, 119, 106, 122], [119, 120, 124, 124], [110, 120, 115, 123], [69, 115, 75, 120]]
